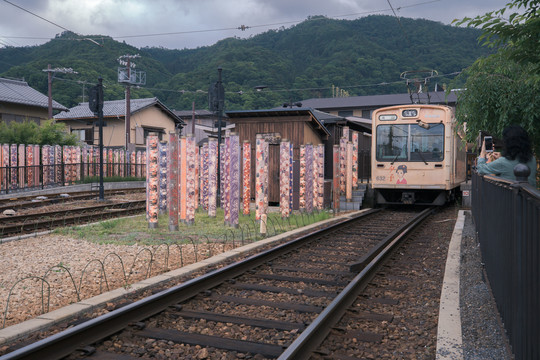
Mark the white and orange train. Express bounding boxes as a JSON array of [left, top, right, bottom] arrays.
[[371, 104, 467, 205]]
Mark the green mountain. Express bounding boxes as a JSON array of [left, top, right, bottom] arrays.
[[0, 15, 493, 112]]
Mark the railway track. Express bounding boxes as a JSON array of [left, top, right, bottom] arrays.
[[0, 207, 437, 359], [0, 188, 146, 239]]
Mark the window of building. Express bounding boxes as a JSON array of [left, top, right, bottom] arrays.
[[338, 110, 353, 117], [71, 128, 94, 145]]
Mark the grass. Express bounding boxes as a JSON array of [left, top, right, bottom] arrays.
[[56, 207, 332, 246]]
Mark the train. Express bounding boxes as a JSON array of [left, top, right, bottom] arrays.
[[371, 103, 467, 205]]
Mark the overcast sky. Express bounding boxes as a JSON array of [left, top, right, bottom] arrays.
[[0, 0, 513, 50]]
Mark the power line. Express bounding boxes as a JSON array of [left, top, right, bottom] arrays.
[[1, 0, 441, 44]]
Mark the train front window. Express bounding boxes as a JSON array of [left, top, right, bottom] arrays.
[[376, 123, 444, 162]]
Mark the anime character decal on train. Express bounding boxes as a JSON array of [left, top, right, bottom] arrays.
[[396, 165, 407, 184]]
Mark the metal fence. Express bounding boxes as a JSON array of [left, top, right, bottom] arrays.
[[471, 169, 540, 360]]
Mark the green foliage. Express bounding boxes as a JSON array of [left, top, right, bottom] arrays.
[[454, 0, 540, 73], [0, 120, 78, 146], [0, 17, 493, 111], [454, 53, 540, 155]]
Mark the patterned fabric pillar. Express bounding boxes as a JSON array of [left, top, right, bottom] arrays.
[[229, 133, 240, 227], [207, 138, 217, 217], [194, 145, 199, 210], [201, 142, 209, 211], [242, 140, 251, 216], [179, 136, 187, 223], [18, 144, 25, 188], [168, 133, 179, 231], [220, 143, 226, 208], [339, 137, 347, 195], [299, 145, 306, 210], [33, 145, 40, 187], [279, 140, 291, 218], [120, 150, 125, 177], [75, 146, 81, 182], [186, 135, 196, 225], [2, 144, 9, 191], [262, 137, 269, 217], [317, 144, 325, 210], [352, 131, 359, 188], [54, 145, 62, 185], [333, 144, 340, 213], [26, 145, 33, 188], [158, 141, 168, 214], [146, 134, 159, 228], [223, 135, 231, 225], [82, 147, 88, 178], [305, 144, 313, 213], [289, 142, 294, 210], [346, 141, 353, 201], [10, 144, 17, 189], [62, 145, 69, 184], [342, 126, 350, 141], [255, 134, 264, 221], [42, 145, 49, 186], [142, 151, 147, 179], [130, 151, 136, 177]]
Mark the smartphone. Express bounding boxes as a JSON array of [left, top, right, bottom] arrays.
[[484, 136, 493, 153]]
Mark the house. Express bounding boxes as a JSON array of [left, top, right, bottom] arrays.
[[0, 77, 68, 124], [300, 90, 458, 120], [55, 97, 184, 149], [226, 107, 330, 207], [173, 109, 234, 146]]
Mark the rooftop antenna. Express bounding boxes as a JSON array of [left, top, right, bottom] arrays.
[[400, 70, 438, 104]]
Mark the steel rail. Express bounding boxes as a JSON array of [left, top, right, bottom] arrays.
[[277, 206, 435, 360], [0, 209, 380, 360]]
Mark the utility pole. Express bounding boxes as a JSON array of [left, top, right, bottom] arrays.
[[118, 54, 145, 150], [43, 64, 77, 119], [89, 77, 105, 200]]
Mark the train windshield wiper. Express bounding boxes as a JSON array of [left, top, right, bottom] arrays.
[[417, 151, 428, 165]]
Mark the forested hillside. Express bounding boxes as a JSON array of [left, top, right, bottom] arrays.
[[0, 15, 493, 112]]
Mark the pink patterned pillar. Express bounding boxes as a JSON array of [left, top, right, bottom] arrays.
[[146, 133, 159, 228], [352, 131, 359, 188], [168, 132, 179, 231], [255, 134, 264, 221], [279, 139, 291, 218], [229, 133, 240, 227], [42, 145, 49, 186], [223, 135, 231, 225], [18, 144, 25, 188], [201, 142, 209, 211], [339, 137, 347, 195], [26, 145, 33, 188], [305, 144, 313, 213], [333, 144, 340, 213], [33, 145, 40, 187], [54, 145, 62, 185], [207, 138, 217, 217], [10, 144, 17, 189], [158, 141, 168, 214], [342, 126, 350, 141], [299, 145, 306, 210], [346, 141, 353, 201], [242, 140, 251, 216], [316, 144, 325, 210], [1, 144, 8, 191], [194, 145, 199, 210], [179, 136, 187, 223], [186, 135, 196, 225]]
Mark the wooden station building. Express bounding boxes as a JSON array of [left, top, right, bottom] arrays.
[[226, 108, 331, 207]]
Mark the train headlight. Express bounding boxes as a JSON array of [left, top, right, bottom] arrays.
[[402, 109, 418, 117]]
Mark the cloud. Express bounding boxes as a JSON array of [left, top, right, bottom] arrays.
[[0, 0, 514, 50]]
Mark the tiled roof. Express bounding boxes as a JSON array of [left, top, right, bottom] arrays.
[[55, 97, 184, 124], [300, 91, 458, 110], [0, 77, 68, 110]]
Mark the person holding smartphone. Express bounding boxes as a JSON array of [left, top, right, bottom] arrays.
[[477, 125, 537, 186]]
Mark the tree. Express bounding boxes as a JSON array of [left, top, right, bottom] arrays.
[[0, 120, 78, 146], [454, 53, 540, 151], [452, 0, 540, 157], [454, 0, 540, 73]]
